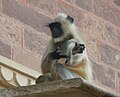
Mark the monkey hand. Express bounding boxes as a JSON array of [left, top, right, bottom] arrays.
[[50, 47, 68, 59]]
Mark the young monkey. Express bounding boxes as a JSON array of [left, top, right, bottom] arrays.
[[36, 13, 92, 83]]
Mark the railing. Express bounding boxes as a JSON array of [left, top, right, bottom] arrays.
[[0, 55, 41, 88]]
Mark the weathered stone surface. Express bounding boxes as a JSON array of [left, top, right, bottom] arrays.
[[114, 0, 120, 6], [57, 0, 82, 27], [93, 61, 115, 89], [24, 28, 50, 55], [64, 0, 76, 4], [2, 0, 51, 34], [0, 79, 119, 97], [0, 41, 11, 59], [0, 14, 22, 46], [13, 47, 42, 73], [85, 38, 100, 62], [116, 28, 120, 48], [79, 12, 117, 46], [26, 0, 56, 17], [0, 0, 2, 14], [99, 43, 120, 69], [94, 0, 120, 27], [75, 0, 94, 12], [118, 73, 120, 93]]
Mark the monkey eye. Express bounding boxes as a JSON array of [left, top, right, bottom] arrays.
[[67, 15, 74, 23]]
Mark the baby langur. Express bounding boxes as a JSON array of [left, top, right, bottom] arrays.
[[36, 13, 92, 83]]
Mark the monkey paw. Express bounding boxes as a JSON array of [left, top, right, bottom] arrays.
[[50, 47, 68, 59]]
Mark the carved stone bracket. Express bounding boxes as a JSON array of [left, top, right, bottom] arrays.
[[0, 55, 41, 88]]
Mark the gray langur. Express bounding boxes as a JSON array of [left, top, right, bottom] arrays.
[[36, 13, 92, 83]]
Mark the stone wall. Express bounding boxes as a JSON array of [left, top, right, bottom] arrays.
[[0, 0, 120, 94]]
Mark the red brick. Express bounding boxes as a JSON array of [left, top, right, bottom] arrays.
[[13, 47, 42, 73], [79, 12, 117, 46], [104, 23, 118, 45], [93, 61, 116, 89], [0, 0, 2, 14], [94, 0, 120, 27], [64, 0, 76, 4], [2, 0, 52, 34], [75, 0, 94, 12], [118, 73, 120, 92], [26, 0, 56, 17], [85, 38, 100, 62], [99, 43, 120, 69], [117, 28, 120, 48], [16, 0, 26, 3], [24, 28, 50, 55], [0, 14, 22, 46], [114, 0, 120, 6], [0, 40, 11, 59]]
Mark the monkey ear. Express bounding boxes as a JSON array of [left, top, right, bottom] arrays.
[[67, 15, 74, 23]]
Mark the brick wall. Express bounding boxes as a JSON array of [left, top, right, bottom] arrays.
[[0, 0, 120, 94]]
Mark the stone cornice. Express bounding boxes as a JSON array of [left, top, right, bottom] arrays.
[[0, 55, 41, 87], [0, 78, 119, 97]]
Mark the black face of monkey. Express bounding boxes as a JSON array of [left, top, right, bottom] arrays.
[[67, 15, 74, 23], [48, 22, 63, 38]]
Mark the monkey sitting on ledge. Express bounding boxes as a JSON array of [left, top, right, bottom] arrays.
[[36, 13, 92, 84]]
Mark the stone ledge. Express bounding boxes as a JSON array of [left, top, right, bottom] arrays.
[[0, 78, 119, 97]]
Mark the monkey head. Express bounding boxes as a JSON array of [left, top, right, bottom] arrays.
[[47, 13, 74, 39], [48, 22, 63, 38], [54, 13, 74, 24]]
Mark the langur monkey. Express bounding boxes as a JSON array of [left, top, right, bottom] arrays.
[[36, 13, 92, 83]]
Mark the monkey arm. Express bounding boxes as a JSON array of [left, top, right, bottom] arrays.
[[41, 53, 56, 74], [41, 43, 68, 74], [41, 40, 56, 74]]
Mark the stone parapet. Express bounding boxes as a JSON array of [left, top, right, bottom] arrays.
[[0, 55, 41, 88]]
